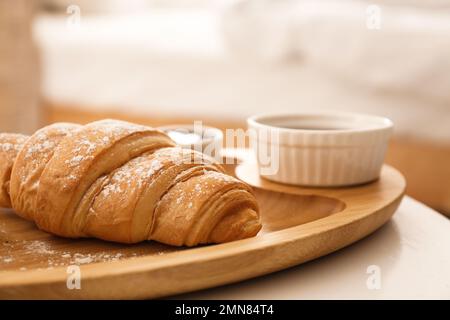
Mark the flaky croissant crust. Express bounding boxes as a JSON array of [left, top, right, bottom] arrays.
[[0, 120, 261, 246]]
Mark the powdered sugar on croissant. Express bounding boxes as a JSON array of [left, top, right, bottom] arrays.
[[0, 120, 261, 246]]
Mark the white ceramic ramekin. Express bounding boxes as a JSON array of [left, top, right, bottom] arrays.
[[247, 112, 393, 187]]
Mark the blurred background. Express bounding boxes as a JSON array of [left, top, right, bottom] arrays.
[[1, 0, 449, 215]]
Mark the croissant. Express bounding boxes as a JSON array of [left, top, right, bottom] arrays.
[[0, 119, 261, 246]]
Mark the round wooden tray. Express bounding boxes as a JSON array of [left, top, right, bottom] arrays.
[[0, 159, 405, 299]]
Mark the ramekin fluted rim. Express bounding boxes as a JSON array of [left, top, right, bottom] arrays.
[[247, 111, 393, 135]]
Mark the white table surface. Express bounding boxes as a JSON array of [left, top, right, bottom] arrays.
[[175, 196, 450, 299]]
